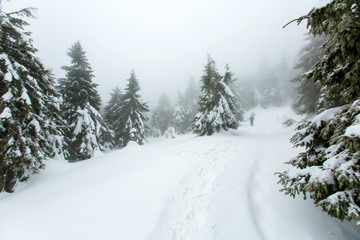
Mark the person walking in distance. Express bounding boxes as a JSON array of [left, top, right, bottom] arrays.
[[249, 112, 255, 126]]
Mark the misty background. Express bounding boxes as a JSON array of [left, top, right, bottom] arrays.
[[2, 0, 319, 106]]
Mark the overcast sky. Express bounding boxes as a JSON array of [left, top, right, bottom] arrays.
[[2, 0, 320, 106]]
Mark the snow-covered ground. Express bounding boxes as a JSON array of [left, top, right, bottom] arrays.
[[1, 107, 359, 240]]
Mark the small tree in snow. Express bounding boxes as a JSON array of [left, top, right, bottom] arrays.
[[118, 70, 149, 147], [193, 56, 240, 136], [0, 9, 65, 192]]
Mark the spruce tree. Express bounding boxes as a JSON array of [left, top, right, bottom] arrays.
[[292, 34, 326, 115], [173, 78, 199, 134], [118, 70, 149, 147], [58, 41, 113, 160], [151, 93, 173, 135], [104, 87, 123, 147], [193, 56, 240, 136], [258, 74, 286, 108], [0, 8, 65, 192], [277, 0, 360, 223]]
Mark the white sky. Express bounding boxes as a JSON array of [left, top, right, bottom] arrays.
[[2, 0, 319, 106]]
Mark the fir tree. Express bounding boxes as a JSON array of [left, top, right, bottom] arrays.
[[277, 0, 360, 223], [104, 87, 123, 146], [58, 41, 113, 160], [118, 70, 149, 147], [151, 93, 173, 135], [193, 56, 240, 136], [259, 74, 286, 108], [173, 78, 199, 134], [58, 41, 101, 119], [292, 34, 326, 115], [70, 103, 113, 161], [0, 8, 65, 192]]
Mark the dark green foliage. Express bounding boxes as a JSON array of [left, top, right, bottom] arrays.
[[294, 0, 360, 110], [104, 87, 123, 146], [58, 41, 113, 160], [0, 9, 65, 192], [278, 0, 360, 223], [58, 41, 101, 121], [278, 101, 360, 222], [193, 56, 241, 136], [118, 70, 149, 147], [292, 34, 326, 115]]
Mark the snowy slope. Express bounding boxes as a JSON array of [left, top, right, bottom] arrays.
[[1, 107, 359, 240]]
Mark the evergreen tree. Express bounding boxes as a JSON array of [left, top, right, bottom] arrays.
[[118, 70, 149, 147], [173, 78, 199, 134], [193, 56, 239, 136], [0, 9, 65, 192], [258, 74, 286, 108], [70, 103, 113, 161], [58, 41, 113, 160], [104, 87, 123, 146], [151, 93, 173, 135], [292, 34, 326, 115], [224, 65, 244, 122], [58, 41, 101, 119], [277, 0, 360, 223]]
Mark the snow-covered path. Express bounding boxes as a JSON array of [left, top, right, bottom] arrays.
[[1, 107, 359, 240]]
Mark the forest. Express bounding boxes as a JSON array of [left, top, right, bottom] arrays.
[[0, 0, 360, 239]]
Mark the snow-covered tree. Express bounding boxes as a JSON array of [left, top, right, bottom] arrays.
[[259, 75, 286, 108], [173, 78, 199, 134], [151, 93, 173, 135], [104, 87, 123, 146], [277, 0, 360, 223], [70, 103, 113, 161], [0, 9, 65, 192], [58, 41, 113, 160], [292, 34, 326, 115], [193, 57, 240, 136], [58, 41, 101, 119], [118, 70, 149, 147]]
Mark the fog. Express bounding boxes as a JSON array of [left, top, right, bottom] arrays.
[[2, 0, 319, 106]]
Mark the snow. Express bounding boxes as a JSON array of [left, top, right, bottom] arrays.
[[0, 107, 359, 240], [0, 107, 12, 119], [345, 114, 360, 137], [315, 0, 333, 9], [312, 105, 344, 127]]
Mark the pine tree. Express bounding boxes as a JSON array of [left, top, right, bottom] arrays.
[[193, 56, 240, 136], [118, 70, 149, 147], [0, 8, 65, 192], [104, 87, 123, 146], [58, 41, 113, 160], [151, 93, 173, 135], [277, 0, 360, 223], [292, 34, 326, 115]]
